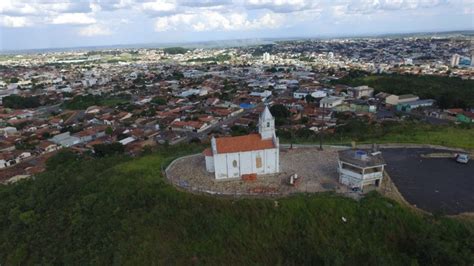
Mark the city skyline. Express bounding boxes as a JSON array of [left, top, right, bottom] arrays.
[[1, 0, 473, 51]]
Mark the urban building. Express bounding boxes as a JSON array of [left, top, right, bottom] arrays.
[[320, 96, 344, 108], [338, 149, 386, 191], [451, 54, 461, 67], [348, 86, 374, 99], [385, 94, 419, 106]]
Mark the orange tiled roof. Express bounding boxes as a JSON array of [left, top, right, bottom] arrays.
[[446, 108, 463, 114], [215, 134, 274, 154], [462, 111, 474, 119]]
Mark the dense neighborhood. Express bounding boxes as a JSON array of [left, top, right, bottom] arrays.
[[0, 35, 473, 183]]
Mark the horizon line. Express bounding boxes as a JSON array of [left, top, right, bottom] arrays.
[[1, 29, 473, 55]]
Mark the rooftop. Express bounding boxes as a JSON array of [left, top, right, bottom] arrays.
[[398, 94, 418, 100], [399, 99, 435, 106], [321, 96, 344, 104], [338, 149, 386, 168], [215, 133, 275, 154]]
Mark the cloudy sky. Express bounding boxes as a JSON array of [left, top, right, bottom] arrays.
[[0, 0, 473, 51]]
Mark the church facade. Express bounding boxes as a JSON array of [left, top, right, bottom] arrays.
[[204, 106, 280, 180]]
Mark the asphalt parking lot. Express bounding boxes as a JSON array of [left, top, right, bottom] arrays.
[[381, 148, 474, 215]]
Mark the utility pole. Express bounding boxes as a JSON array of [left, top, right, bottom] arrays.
[[290, 115, 293, 149], [319, 104, 325, 150]]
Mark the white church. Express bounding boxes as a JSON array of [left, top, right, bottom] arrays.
[[203, 106, 280, 180]]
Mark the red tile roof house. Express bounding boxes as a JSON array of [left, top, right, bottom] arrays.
[[0, 153, 17, 169], [0, 139, 16, 152], [204, 106, 280, 180], [170, 120, 210, 133], [37, 140, 61, 154], [73, 126, 107, 143], [0, 151, 31, 169]]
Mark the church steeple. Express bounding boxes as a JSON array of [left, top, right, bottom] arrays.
[[259, 106, 275, 140]]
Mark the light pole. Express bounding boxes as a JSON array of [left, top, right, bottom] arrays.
[[319, 104, 325, 150]]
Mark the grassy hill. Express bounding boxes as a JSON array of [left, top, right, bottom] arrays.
[[333, 73, 474, 108], [1, 145, 473, 265], [279, 120, 474, 149]]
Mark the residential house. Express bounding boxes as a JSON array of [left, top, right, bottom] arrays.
[[170, 120, 209, 133], [74, 127, 106, 143], [348, 85, 374, 99], [457, 111, 474, 123], [37, 140, 61, 154], [320, 96, 344, 108], [385, 94, 419, 106], [396, 99, 435, 112], [49, 132, 81, 147]]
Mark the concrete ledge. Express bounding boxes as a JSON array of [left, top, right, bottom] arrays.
[[282, 143, 470, 153]]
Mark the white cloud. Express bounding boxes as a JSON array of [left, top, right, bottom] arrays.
[[345, 0, 449, 13], [0, 0, 92, 16], [52, 13, 97, 25], [93, 0, 137, 11], [78, 24, 113, 36], [0, 16, 32, 27], [0, 0, 467, 33], [0, 0, 96, 27], [154, 10, 285, 31], [244, 0, 316, 13], [140, 0, 178, 16], [179, 0, 232, 7]]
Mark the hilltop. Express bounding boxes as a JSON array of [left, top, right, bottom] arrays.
[[0, 144, 472, 265]]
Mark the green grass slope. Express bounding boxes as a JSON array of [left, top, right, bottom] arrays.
[[1, 145, 473, 265]]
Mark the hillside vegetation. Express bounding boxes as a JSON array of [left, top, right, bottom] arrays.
[[0, 145, 473, 265], [334, 73, 474, 108]]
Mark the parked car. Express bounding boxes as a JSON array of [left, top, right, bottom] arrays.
[[454, 153, 470, 164]]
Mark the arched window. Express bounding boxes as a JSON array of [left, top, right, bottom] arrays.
[[232, 160, 237, 168]]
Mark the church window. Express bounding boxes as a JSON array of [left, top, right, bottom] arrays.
[[256, 156, 262, 168], [267, 122, 270, 127], [232, 160, 237, 168]]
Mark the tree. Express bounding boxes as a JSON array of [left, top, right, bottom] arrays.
[[270, 104, 291, 126], [3, 95, 41, 109], [267, 67, 278, 73], [105, 127, 113, 136], [93, 142, 125, 157], [270, 104, 290, 118], [45, 150, 79, 170], [163, 47, 188, 54], [301, 116, 309, 124], [305, 94, 316, 103], [230, 125, 250, 136]]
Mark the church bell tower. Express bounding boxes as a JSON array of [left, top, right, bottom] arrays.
[[259, 106, 275, 140]]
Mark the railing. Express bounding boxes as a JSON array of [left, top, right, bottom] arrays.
[[339, 168, 362, 179], [339, 168, 383, 180], [363, 172, 383, 180]]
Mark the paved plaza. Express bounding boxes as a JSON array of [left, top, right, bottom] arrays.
[[166, 147, 348, 196]]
